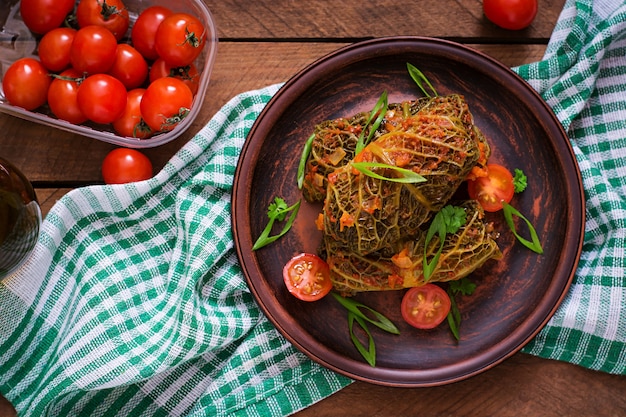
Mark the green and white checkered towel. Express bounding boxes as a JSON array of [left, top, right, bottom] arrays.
[[1, 0, 625, 415]]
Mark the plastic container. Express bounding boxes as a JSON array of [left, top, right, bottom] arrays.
[[0, 0, 218, 148]]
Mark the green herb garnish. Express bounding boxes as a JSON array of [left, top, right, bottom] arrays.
[[407, 63, 438, 97], [423, 205, 467, 282], [355, 91, 388, 154], [297, 133, 316, 189], [252, 197, 301, 250], [350, 162, 426, 184], [446, 277, 477, 341], [502, 201, 543, 254], [513, 168, 528, 193], [332, 292, 400, 367], [348, 312, 376, 367]]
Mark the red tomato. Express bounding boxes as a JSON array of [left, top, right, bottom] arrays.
[[20, 0, 74, 34], [483, 0, 538, 30], [76, 0, 130, 41], [131, 6, 173, 61], [154, 13, 206, 67], [467, 163, 515, 212], [283, 253, 333, 302], [38, 27, 76, 72], [48, 69, 88, 124], [113, 89, 152, 138], [70, 25, 118, 75], [77, 74, 127, 124], [2, 58, 51, 111], [108, 44, 149, 89], [401, 284, 451, 330], [140, 77, 193, 133], [101, 148, 153, 184], [149, 59, 200, 95]]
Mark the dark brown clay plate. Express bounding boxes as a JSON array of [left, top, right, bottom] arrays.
[[231, 37, 585, 386]]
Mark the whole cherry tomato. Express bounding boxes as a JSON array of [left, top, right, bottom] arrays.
[[101, 148, 153, 184], [20, 0, 74, 34], [76, 0, 130, 41], [113, 89, 152, 139], [483, 0, 538, 30], [48, 69, 88, 124], [131, 6, 173, 61], [2, 58, 51, 111], [38, 27, 76, 72], [140, 77, 193, 133], [108, 44, 149, 90], [70, 25, 118, 75], [149, 59, 200, 95], [77, 74, 127, 124], [154, 13, 206, 67]]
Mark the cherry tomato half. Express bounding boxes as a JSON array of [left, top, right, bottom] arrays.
[[131, 6, 173, 61], [76, 0, 130, 41], [401, 284, 451, 330], [483, 0, 538, 31], [467, 163, 515, 212], [154, 13, 206, 67], [20, 0, 74, 34], [101, 148, 153, 184], [283, 253, 333, 302], [2, 58, 51, 111]]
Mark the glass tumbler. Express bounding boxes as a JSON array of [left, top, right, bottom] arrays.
[[0, 157, 41, 280]]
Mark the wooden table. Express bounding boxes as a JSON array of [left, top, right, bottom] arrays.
[[2, 1, 626, 416]]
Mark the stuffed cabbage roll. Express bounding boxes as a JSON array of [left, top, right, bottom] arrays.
[[323, 200, 502, 296]]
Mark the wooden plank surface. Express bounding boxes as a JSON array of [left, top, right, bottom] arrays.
[[3, 0, 626, 416]]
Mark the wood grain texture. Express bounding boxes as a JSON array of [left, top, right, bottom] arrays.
[[1, 0, 624, 415], [208, 0, 565, 40]]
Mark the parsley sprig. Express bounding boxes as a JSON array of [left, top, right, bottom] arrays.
[[423, 205, 467, 282], [252, 197, 301, 250]]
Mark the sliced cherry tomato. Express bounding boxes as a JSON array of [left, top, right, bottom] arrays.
[[48, 69, 88, 125], [283, 253, 333, 302], [76, 0, 130, 41], [467, 163, 515, 212], [2, 58, 51, 111], [483, 0, 538, 31], [154, 13, 206, 67], [20, 0, 74, 34], [149, 59, 200, 95], [113, 89, 152, 139], [70, 25, 118, 75], [101, 148, 153, 184], [77, 74, 127, 124], [131, 6, 173, 61], [401, 284, 451, 330], [38, 27, 76, 72], [140, 77, 193, 133], [108, 44, 149, 90]]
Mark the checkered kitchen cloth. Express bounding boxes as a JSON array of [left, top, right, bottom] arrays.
[[1, 0, 625, 415]]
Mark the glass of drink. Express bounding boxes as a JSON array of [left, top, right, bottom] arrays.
[[0, 157, 41, 280]]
